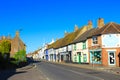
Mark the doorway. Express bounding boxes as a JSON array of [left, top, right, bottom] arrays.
[[77, 52, 81, 64], [108, 52, 115, 65]]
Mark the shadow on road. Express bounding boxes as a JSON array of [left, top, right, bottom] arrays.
[[0, 69, 26, 80], [0, 57, 40, 80]]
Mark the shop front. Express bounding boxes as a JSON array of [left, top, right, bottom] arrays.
[[90, 49, 102, 65]]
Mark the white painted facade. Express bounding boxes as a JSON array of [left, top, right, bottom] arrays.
[[102, 34, 120, 48], [72, 40, 89, 63], [38, 47, 45, 59], [101, 34, 120, 66], [58, 46, 68, 62], [48, 48, 55, 61], [68, 45, 73, 51]]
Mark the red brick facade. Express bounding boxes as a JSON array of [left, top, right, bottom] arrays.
[[102, 48, 120, 67]]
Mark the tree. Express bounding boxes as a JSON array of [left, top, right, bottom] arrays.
[[14, 49, 26, 62], [0, 40, 11, 60]]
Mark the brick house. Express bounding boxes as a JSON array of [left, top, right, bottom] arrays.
[[71, 21, 94, 64], [88, 18, 120, 67], [10, 31, 26, 57]]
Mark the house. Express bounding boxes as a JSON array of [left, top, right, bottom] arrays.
[[88, 18, 120, 67], [10, 31, 26, 57], [37, 44, 48, 60], [47, 23, 93, 63], [0, 31, 26, 58], [54, 25, 83, 62], [71, 21, 94, 63], [47, 38, 63, 62], [54, 24, 90, 63], [32, 50, 39, 60], [41, 39, 55, 61]]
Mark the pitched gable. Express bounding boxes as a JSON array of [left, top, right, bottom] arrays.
[[93, 22, 120, 36]]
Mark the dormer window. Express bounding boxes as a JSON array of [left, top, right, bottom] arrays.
[[92, 36, 98, 44]]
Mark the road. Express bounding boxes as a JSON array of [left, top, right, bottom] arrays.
[[36, 61, 120, 80]]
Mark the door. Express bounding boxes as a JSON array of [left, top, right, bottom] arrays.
[[61, 55, 64, 62], [83, 54, 87, 63], [108, 52, 115, 65], [77, 52, 81, 64]]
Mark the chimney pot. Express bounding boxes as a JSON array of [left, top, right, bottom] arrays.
[[87, 20, 92, 30], [98, 18, 104, 28], [74, 24, 79, 32], [16, 31, 19, 37]]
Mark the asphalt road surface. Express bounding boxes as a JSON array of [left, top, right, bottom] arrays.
[[36, 62, 120, 80]]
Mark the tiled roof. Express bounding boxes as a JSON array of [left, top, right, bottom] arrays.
[[92, 22, 120, 36], [72, 28, 95, 43]]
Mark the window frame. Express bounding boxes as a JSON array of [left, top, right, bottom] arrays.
[[92, 36, 98, 45], [82, 41, 86, 49]]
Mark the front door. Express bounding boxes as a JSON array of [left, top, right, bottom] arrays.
[[61, 55, 64, 62], [77, 52, 81, 64], [108, 52, 115, 65]]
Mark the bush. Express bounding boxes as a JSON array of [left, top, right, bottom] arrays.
[[13, 50, 27, 65]]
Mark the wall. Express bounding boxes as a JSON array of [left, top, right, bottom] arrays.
[[102, 48, 120, 67], [68, 45, 73, 51], [102, 34, 120, 48]]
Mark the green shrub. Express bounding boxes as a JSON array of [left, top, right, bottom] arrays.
[[13, 50, 26, 63]]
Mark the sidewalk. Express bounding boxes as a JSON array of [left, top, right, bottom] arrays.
[[47, 61, 120, 75], [0, 64, 47, 80]]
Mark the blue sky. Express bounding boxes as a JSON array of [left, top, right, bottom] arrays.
[[0, 0, 120, 53]]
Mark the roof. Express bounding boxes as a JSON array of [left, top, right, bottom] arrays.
[[92, 22, 120, 36], [72, 28, 95, 43], [47, 27, 85, 49], [12, 36, 26, 46], [47, 38, 63, 49], [60, 27, 85, 47]]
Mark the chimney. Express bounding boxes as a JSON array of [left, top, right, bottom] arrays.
[[1, 36, 6, 40], [87, 20, 92, 30], [64, 30, 69, 36], [56, 38, 58, 41], [51, 38, 54, 43], [7, 34, 11, 39], [74, 24, 79, 32], [16, 31, 19, 37], [97, 18, 104, 28]]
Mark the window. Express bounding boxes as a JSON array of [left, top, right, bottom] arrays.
[[74, 44, 76, 51], [83, 54, 87, 62], [92, 36, 98, 44], [90, 51, 101, 64], [83, 41, 86, 49]]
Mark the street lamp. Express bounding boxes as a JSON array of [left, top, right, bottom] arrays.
[[92, 42, 95, 68], [92, 50, 94, 68]]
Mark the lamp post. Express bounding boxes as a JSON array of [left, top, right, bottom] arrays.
[[92, 50, 94, 68], [92, 44, 94, 68]]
